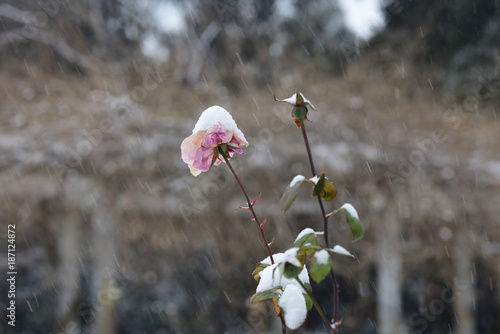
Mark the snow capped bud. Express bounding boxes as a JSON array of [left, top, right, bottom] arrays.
[[274, 91, 316, 128], [181, 106, 248, 176]]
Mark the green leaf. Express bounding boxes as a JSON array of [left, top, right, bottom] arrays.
[[320, 178, 337, 201], [303, 294, 313, 311], [252, 262, 269, 281], [251, 287, 282, 304], [280, 175, 306, 214], [303, 282, 312, 293], [312, 173, 326, 197], [309, 250, 332, 283], [283, 261, 303, 279], [341, 204, 365, 242], [297, 244, 322, 258]]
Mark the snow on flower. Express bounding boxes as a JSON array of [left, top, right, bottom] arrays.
[[341, 203, 359, 219], [278, 284, 307, 330], [181, 106, 248, 176]]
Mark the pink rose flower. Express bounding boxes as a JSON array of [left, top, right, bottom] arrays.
[[181, 106, 249, 176]]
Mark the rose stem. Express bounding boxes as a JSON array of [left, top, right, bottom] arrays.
[[220, 151, 287, 334], [221, 151, 274, 263], [299, 118, 339, 327]]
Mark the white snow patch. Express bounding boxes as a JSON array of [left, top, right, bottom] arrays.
[[289, 174, 305, 188], [314, 249, 330, 264], [341, 203, 359, 219], [330, 245, 355, 258], [282, 247, 302, 267], [192, 106, 247, 143], [309, 175, 320, 184], [278, 284, 307, 330], [257, 252, 310, 293], [276, 92, 316, 110]]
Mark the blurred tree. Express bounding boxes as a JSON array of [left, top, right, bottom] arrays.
[[385, 0, 500, 94]]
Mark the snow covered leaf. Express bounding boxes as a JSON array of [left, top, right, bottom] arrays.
[[341, 203, 365, 242], [308, 173, 337, 201], [294, 228, 318, 248], [250, 287, 282, 304], [283, 261, 303, 279], [282, 248, 302, 267], [328, 245, 355, 258], [256, 252, 310, 294], [326, 204, 364, 242], [312, 173, 326, 197], [310, 249, 331, 283], [280, 175, 306, 214], [252, 262, 269, 281], [278, 285, 308, 330], [281, 248, 304, 279]]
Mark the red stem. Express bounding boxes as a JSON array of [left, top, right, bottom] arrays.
[[221, 152, 286, 333], [221, 152, 275, 264]]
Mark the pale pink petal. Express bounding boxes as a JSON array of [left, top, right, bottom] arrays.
[[202, 123, 234, 147], [232, 133, 249, 147], [192, 146, 216, 172], [181, 130, 206, 176]]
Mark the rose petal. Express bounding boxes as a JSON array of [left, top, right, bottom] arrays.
[[181, 130, 207, 176], [192, 146, 216, 172], [181, 107, 249, 176]]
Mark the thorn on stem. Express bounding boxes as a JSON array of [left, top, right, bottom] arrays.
[[267, 238, 275, 248], [251, 192, 262, 207]]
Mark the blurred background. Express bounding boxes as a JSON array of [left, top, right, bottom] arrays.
[[0, 0, 499, 333]]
